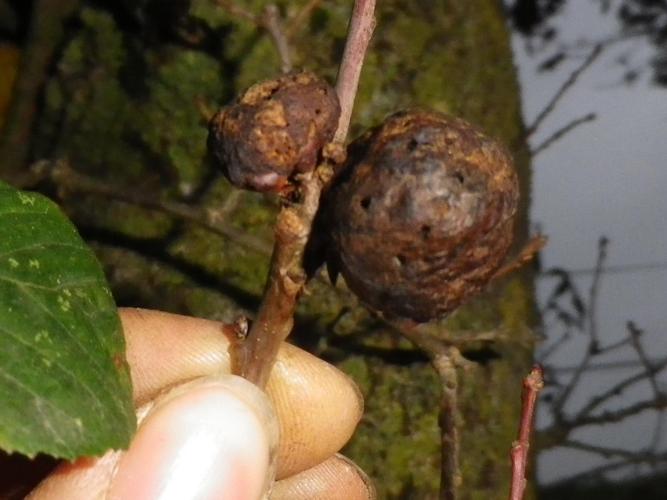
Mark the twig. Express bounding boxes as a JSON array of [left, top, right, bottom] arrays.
[[0, 0, 81, 180], [286, 0, 323, 38], [586, 237, 607, 350], [538, 259, 667, 277], [627, 321, 662, 398], [562, 439, 661, 460], [537, 331, 570, 363], [42, 160, 273, 255], [552, 453, 667, 485], [215, 1, 292, 73], [543, 355, 667, 373], [334, 0, 377, 144], [525, 44, 602, 138], [434, 350, 462, 500], [393, 319, 471, 500], [570, 356, 667, 424], [561, 395, 667, 430], [509, 365, 544, 500], [233, 0, 377, 388], [261, 5, 292, 73], [215, 0, 258, 24], [492, 235, 548, 281], [627, 321, 665, 451], [531, 113, 596, 157], [551, 237, 608, 418]]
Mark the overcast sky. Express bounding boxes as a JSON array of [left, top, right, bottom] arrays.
[[511, 1, 667, 484]]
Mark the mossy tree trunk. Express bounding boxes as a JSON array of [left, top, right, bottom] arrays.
[[0, 1, 536, 498]]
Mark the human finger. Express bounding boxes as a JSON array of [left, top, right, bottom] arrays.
[[120, 308, 363, 479], [29, 375, 278, 500], [271, 454, 375, 500]]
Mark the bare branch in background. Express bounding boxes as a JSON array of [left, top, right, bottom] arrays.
[[628, 320, 665, 452], [287, 0, 323, 38], [36, 160, 273, 255], [537, 237, 667, 485], [261, 5, 292, 73], [531, 112, 596, 157], [525, 44, 602, 138], [0, 0, 82, 181], [215, 1, 292, 73], [550, 237, 608, 419], [215, 0, 257, 24]]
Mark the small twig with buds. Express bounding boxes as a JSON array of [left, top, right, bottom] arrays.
[[509, 365, 544, 500]]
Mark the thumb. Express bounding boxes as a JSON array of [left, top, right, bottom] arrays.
[[29, 375, 279, 500]]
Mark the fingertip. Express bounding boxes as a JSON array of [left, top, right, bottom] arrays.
[[267, 344, 364, 478], [270, 454, 375, 500], [107, 375, 278, 500], [119, 308, 234, 405]]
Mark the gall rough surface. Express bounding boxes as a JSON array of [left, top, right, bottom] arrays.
[[208, 71, 340, 192], [328, 110, 519, 322]]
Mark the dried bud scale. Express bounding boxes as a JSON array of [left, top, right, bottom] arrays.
[[208, 71, 341, 192], [328, 110, 519, 322]]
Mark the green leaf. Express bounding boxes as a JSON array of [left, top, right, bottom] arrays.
[[0, 181, 135, 459]]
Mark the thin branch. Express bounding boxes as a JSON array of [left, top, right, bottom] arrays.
[[525, 44, 602, 137], [0, 0, 82, 180], [395, 320, 468, 500], [537, 260, 667, 277], [215, 0, 258, 24], [627, 321, 665, 452], [509, 366, 544, 500], [552, 451, 667, 485], [551, 237, 608, 419], [587, 237, 608, 350], [568, 395, 667, 429], [562, 439, 660, 460], [42, 160, 272, 255], [233, 0, 377, 388], [627, 321, 663, 399], [573, 357, 667, 422], [434, 350, 462, 500], [546, 355, 667, 373], [531, 113, 596, 157], [492, 235, 548, 281], [537, 331, 570, 363], [261, 5, 292, 73], [287, 0, 323, 38], [334, 0, 377, 144], [215, 1, 292, 73]]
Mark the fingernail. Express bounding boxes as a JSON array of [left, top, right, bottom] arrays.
[[107, 375, 278, 500]]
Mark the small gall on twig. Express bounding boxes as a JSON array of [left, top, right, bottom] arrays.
[[509, 365, 544, 500], [208, 71, 340, 193]]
